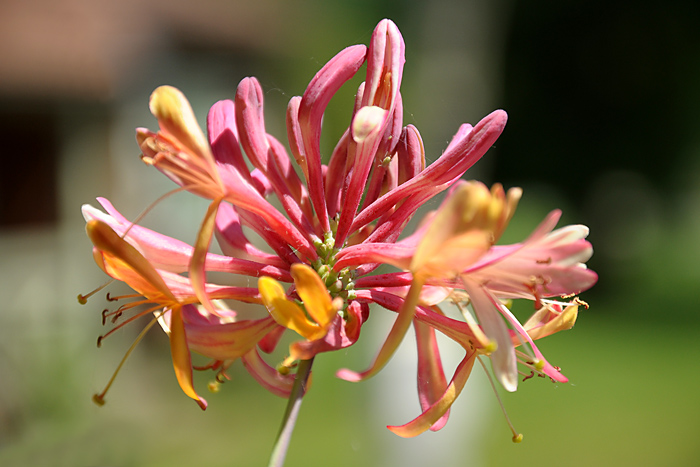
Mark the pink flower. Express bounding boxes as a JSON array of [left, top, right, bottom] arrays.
[[80, 18, 596, 440]]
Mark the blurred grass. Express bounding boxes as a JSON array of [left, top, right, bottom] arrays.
[[487, 311, 700, 466]]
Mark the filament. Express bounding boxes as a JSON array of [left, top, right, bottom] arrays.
[[97, 304, 163, 346], [477, 355, 523, 443], [78, 279, 114, 304], [121, 185, 191, 238], [93, 313, 162, 406]]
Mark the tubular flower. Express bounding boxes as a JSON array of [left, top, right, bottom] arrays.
[[80, 18, 596, 443]]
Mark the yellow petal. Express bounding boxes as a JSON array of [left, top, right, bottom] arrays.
[[149, 86, 212, 163], [258, 276, 325, 340], [290, 263, 335, 327], [526, 305, 579, 341]]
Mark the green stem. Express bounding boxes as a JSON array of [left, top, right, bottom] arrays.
[[268, 358, 314, 467]]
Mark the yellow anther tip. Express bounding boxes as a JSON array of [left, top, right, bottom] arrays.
[[534, 360, 545, 371], [512, 433, 523, 443], [276, 363, 290, 375], [92, 394, 106, 407], [77, 294, 88, 305], [207, 381, 221, 393], [484, 340, 498, 354]]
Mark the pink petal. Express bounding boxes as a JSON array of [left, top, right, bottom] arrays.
[[387, 351, 476, 438], [414, 320, 450, 431]]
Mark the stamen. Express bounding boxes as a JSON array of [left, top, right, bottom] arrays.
[[513, 330, 538, 364], [194, 360, 223, 371], [277, 357, 298, 375], [100, 298, 153, 325], [106, 292, 142, 302], [215, 363, 232, 383], [208, 380, 221, 393], [121, 185, 191, 238], [77, 279, 114, 304], [477, 355, 523, 443], [93, 315, 161, 406], [96, 304, 163, 345]]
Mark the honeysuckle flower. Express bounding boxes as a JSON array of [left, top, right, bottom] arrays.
[[334, 181, 596, 436], [83, 219, 283, 408], [80, 18, 597, 458]]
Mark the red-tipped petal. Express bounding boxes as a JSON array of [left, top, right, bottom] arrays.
[[387, 352, 476, 438]]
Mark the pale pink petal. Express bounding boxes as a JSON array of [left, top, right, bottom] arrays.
[[461, 279, 518, 392]]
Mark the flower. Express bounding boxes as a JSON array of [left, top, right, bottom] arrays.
[[80, 18, 597, 442], [335, 180, 596, 436], [83, 218, 289, 409]]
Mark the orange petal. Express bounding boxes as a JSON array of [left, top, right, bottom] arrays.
[[86, 220, 175, 301], [290, 263, 335, 327], [169, 307, 207, 410], [258, 276, 325, 340], [189, 199, 222, 316]]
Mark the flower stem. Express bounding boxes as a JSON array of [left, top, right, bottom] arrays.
[[268, 357, 314, 467]]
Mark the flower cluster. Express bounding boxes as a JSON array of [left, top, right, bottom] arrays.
[[81, 19, 596, 438]]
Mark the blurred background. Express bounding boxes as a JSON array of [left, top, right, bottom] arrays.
[[1, 0, 699, 465]]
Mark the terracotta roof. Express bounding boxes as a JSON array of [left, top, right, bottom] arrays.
[[0, 0, 289, 99]]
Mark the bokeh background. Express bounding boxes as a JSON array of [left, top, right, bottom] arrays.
[[1, 0, 699, 466]]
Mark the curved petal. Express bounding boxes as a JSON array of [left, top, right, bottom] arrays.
[[258, 276, 325, 340], [290, 264, 335, 327], [387, 351, 476, 438], [241, 349, 295, 398], [169, 306, 207, 410], [414, 320, 449, 431]]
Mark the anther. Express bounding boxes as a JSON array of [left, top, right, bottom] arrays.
[[96, 335, 104, 348], [78, 280, 114, 304], [512, 433, 523, 443], [92, 393, 106, 406], [215, 371, 230, 384], [101, 309, 109, 326], [208, 381, 221, 393]]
